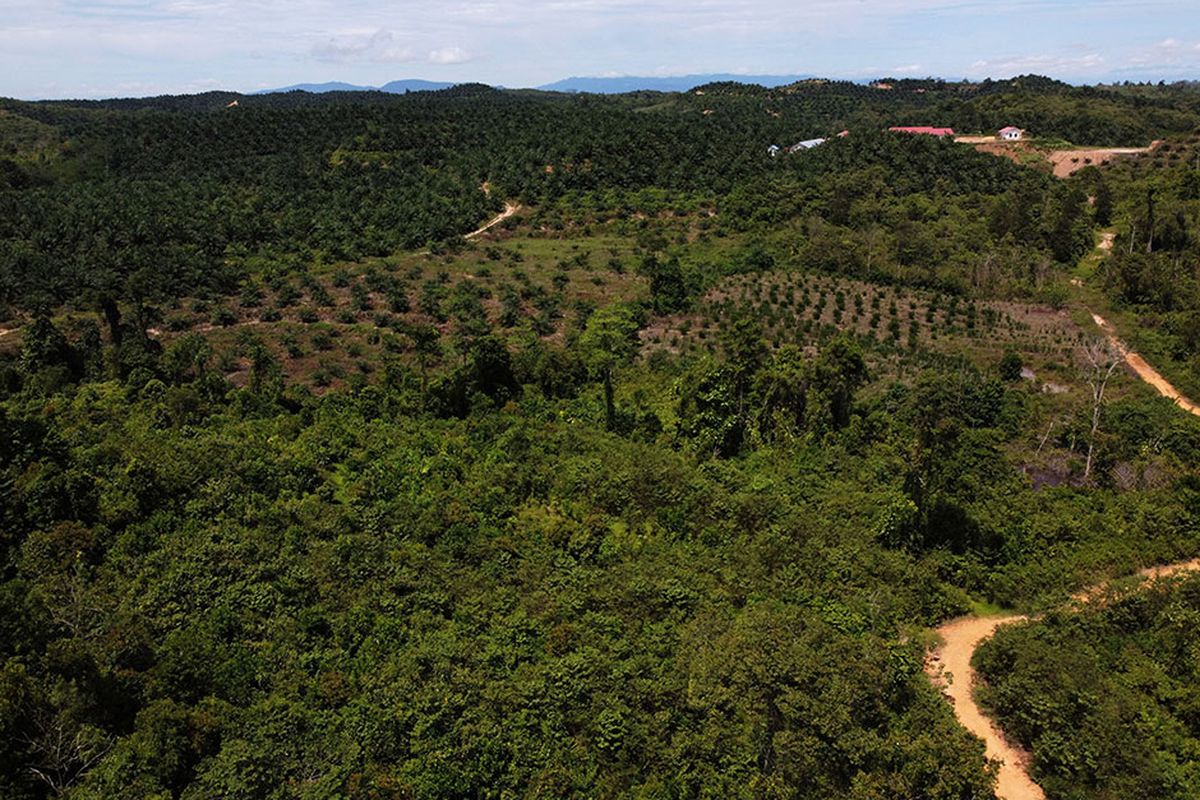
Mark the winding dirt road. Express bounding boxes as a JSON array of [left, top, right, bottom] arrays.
[[1081, 230, 1200, 417], [927, 615, 1043, 800], [927, 559, 1200, 800], [464, 202, 520, 240], [1089, 311, 1200, 417]]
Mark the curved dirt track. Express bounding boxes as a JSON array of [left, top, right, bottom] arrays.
[[1089, 312, 1200, 417], [464, 202, 520, 240], [1085, 230, 1200, 417], [927, 615, 1043, 800], [927, 559, 1200, 800]]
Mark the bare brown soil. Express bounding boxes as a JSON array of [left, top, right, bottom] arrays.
[[1048, 143, 1159, 178], [960, 140, 1159, 178], [966, 141, 1029, 168]]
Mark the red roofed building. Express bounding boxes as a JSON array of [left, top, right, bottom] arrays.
[[889, 126, 955, 137]]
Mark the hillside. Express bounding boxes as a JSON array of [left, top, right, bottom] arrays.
[[536, 73, 815, 93], [2, 77, 1200, 800]]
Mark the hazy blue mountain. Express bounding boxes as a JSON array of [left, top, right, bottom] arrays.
[[256, 79, 457, 95], [256, 74, 815, 97], [379, 79, 457, 93], [536, 74, 815, 93], [254, 81, 376, 94]]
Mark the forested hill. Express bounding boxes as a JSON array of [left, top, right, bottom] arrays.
[[2, 75, 1198, 318], [2, 73, 1200, 799]]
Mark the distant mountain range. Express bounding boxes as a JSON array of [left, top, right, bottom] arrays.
[[256, 79, 457, 95], [535, 74, 817, 93], [255, 74, 821, 97]]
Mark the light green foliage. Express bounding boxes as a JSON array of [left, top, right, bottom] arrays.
[[580, 303, 641, 429]]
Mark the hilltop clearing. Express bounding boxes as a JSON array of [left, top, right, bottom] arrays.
[[956, 137, 1160, 177]]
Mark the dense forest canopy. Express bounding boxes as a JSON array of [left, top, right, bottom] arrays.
[[976, 573, 1200, 800], [1, 75, 1200, 799]]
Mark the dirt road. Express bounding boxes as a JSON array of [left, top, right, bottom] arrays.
[[1089, 311, 1200, 417], [1080, 229, 1200, 417], [928, 559, 1200, 800], [464, 202, 520, 240], [928, 616, 1043, 800], [146, 319, 265, 339]]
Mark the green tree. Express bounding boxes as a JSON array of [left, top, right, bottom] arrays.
[[720, 315, 768, 426], [400, 322, 442, 392], [19, 315, 73, 377], [998, 349, 1023, 382], [754, 344, 809, 444], [580, 303, 640, 430], [642, 255, 688, 314], [808, 335, 867, 431]]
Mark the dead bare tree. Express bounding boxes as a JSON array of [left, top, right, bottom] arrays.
[[23, 705, 112, 797], [1036, 417, 1060, 453], [1081, 338, 1123, 482]]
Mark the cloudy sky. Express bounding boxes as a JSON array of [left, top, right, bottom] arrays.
[[3, 0, 1200, 99]]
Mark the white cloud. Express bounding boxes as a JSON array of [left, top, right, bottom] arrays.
[[4, 0, 1200, 98], [311, 29, 417, 63], [428, 46, 473, 64], [1123, 37, 1200, 69], [969, 53, 1105, 76]]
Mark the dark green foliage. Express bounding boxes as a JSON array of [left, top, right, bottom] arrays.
[[976, 575, 1200, 800], [2, 78, 1200, 800], [642, 254, 689, 314], [14, 76, 1189, 315], [0, 380, 1010, 800], [999, 349, 1024, 382], [677, 332, 867, 456], [1093, 134, 1200, 396]]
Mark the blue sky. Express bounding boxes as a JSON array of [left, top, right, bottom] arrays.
[[3, 0, 1199, 99]]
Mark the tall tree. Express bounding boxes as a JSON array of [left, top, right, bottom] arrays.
[[808, 335, 867, 431], [580, 303, 640, 430]]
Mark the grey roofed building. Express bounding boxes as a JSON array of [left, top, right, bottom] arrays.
[[787, 138, 827, 153]]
